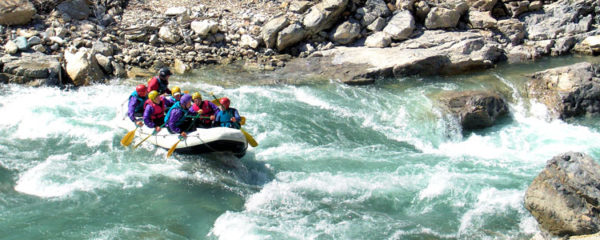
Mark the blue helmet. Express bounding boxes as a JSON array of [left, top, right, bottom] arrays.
[[180, 94, 192, 105]]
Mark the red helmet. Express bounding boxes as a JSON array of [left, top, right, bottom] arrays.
[[136, 84, 147, 96], [219, 97, 230, 108]]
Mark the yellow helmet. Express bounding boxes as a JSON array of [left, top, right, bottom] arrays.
[[192, 92, 202, 100], [171, 86, 181, 95], [148, 90, 159, 100]]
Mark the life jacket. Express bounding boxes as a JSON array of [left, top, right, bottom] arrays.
[[216, 108, 237, 128], [143, 97, 165, 120], [193, 100, 215, 125], [148, 76, 169, 94], [165, 102, 189, 127], [130, 91, 146, 113]]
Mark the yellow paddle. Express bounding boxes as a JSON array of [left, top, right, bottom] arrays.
[[120, 125, 139, 147], [210, 93, 258, 147], [167, 136, 183, 157]]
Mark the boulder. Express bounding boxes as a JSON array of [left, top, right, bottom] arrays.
[[330, 20, 362, 45], [240, 34, 259, 49], [92, 41, 114, 56], [14, 36, 28, 50], [525, 152, 600, 237], [303, 0, 349, 34], [158, 25, 181, 44], [382, 10, 415, 41], [425, 6, 462, 29], [468, 11, 497, 29], [366, 17, 387, 32], [94, 54, 113, 74], [261, 16, 289, 49], [4, 40, 18, 55], [497, 19, 525, 45], [527, 62, 600, 119], [358, 0, 391, 27], [0, 0, 36, 25], [57, 0, 90, 20], [438, 90, 508, 130], [365, 32, 391, 48], [276, 23, 306, 51], [65, 47, 106, 86], [173, 59, 190, 74], [1, 53, 61, 85], [190, 20, 219, 37], [573, 35, 600, 55], [523, 0, 596, 41], [466, 0, 497, 11]]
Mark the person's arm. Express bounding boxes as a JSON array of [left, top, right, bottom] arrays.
[[127, 96, 137, 122], [143, 105, 155, 128], [232, 108, 241, 122], [209, 102, 220, 115], [167, 110, 184, 133]]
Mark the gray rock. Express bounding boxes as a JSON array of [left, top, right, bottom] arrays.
[[165, 7, 188, 16], [159, 25, 181, 44], [395, 0, 416, 11], [289, 1, 311, 13], [359, 0, 391, 26], [365, 32, 391, 48], [28, 36, 42, 46], [64, 47, 106, 86], [383, 10, 415, 41], [1, 53, 60, 84], [190, 20, 219, 37], [261, 16, 289, 49], [92, 41, 113, 56], [94, 54, 113, 74], [111, 61, 126, 77], [0, 0, 36, 26], [438, 90, 508, 130], [57, 0, 90, 20], [303, 0, 349, 34], [523, 0, 596, 41], [15, 36, 28, 50], [425, 7, 462, 29], [551, 36, 577, 56], [31, 45, 46, 53], [240, 34, 259, 49], [414, 1, 431, 21], [497, 19, 525, 45], [527, 62, 600, 119], [466, 0, 497, 11], [5, 40, 18, 55], [525, 152, 600, 237], [573, 35, 600, 55], [276, 23, 306, 51], [468, 11, 497, 29], [367, 17, 387, 32], [330, 20, 362, 45]]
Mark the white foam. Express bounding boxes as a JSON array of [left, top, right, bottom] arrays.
[[458, 188, 525, 235], [210, 212, 262, 240]]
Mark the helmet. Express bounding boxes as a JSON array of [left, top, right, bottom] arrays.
[[148, 90, 159, 100], [171, 86, 181, 95], [219, 97, 230, 108], [192, 92, 202, 100], [180, 94, 192, 106], [159, 68, 172, 78], [136, 84, 147, 96]]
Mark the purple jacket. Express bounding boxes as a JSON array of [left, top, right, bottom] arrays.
[[166, 103, 193, 133], [127, 93, 146, 122]]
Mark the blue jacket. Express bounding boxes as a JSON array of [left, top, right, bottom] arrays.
[[165, 102, 193, 133], [215, 108, 241, 128]]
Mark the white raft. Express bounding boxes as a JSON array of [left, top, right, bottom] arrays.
[[116, 102, 248, 158]]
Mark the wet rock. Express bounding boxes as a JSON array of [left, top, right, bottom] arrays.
[[1, 53, 60, 85], [64, 47, 106, 86], [527, 62, 600, 119], [57, 0, 90, 20], [438, 90, 508, 130], [525, 152, 600, 237]]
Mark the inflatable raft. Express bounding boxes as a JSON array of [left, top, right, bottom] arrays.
[[116, 103, 248, 158]]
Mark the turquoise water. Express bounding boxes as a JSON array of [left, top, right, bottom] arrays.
[[1, 56, 600, 239]]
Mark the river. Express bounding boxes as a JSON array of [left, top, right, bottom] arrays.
[[1, 55, 599, 239]]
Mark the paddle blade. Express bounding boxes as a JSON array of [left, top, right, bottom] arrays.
[[133, 133, 152, 149], [166, 140, 180, 158], [211, 98, 220, 105], [241, 128, 258, 147], [240, 116, 246, 125], [120, 129, 136, 146]]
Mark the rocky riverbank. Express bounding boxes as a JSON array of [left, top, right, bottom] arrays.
[[0, 0, 598, 86]]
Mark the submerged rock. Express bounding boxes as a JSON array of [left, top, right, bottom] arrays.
[[437, 90, 508, 130], [527, 62, 600, 119], [525, 152, 600, 237]]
